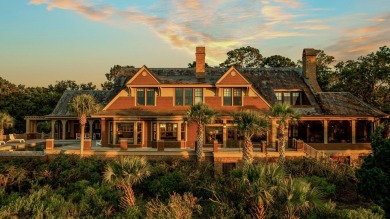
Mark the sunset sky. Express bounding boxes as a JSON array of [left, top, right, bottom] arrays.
[[1, 0, 390, 87]]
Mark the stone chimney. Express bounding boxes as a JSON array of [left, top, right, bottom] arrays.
[[195, 47, 206, 79], [302, 48, 322, 92]]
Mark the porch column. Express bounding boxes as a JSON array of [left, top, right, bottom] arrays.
[[61, 120, 67, 140], [156, 122, 160, 140], [101, 118, 107, 146], [352, 120, 356, 144], [51, 120, 55, 139], [134, 123, 138, 145], [223, 124, 227, 148], [30, 120, 38, 133], [271, 119, 277, 148], [324, 120, 328, 144], [88, 120, 94, 139], [113, 120, 117, 144], [26, 119, 31, 133], [177, 122, 181, 141]]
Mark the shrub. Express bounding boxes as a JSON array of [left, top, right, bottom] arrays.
[[146, 192, 202, 219]]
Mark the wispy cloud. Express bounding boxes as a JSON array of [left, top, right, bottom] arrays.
[[28, 0, 335, 63], [325, 12, 390, 61]]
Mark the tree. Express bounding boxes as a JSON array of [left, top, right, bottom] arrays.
[[270, 103, 300, 164], [264, 55, 296, 68], [233, 110, 268, 164], [48, 80, 80, 93], [69, 94, 101, 157], [219, 46, 264, 68], [104, 157, 151, 208], [188, 61, 210, 68], [186, 103, 217, 162], [357, 126, 390, 216], [315, 50, 336, 91], [101, 65, 135, 90], [79, 82, 96, 90], [0, 112, 14, 140], [332, 46, 390, 113]]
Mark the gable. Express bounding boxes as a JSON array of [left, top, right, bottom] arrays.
[[103, 90, 130, 111], [126, 66, 160, 86], [216, 67, 251, 86]]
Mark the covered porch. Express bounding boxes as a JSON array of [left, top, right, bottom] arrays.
[[287, 117, 375, 147]]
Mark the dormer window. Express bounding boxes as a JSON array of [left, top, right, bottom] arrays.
[[275, 91, 309, 105], [137, 88, 155, 106], [223, 88, 242, 106]]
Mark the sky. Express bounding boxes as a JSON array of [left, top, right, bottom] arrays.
[[1, 0, 390, 88]]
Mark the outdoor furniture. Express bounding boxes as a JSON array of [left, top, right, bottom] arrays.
[[0, 141, 5, 145], [76, 133, 91, 140], [7, 134, 25, 143], [96, 140, 102, 146]]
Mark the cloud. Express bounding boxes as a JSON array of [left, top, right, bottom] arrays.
[[28, 0, 331, 64], [325, 12, 390, 61]]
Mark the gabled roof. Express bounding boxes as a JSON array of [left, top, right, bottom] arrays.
[[316, 92, 387, 117], [46, 90, 111, 118], [105, 66, 386, 118]]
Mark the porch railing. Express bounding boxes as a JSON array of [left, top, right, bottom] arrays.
[[303, 142, 329, 160]]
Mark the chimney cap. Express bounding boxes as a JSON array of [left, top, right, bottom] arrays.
[[302, 48, 317, 57], [196, 47, 205, 53]]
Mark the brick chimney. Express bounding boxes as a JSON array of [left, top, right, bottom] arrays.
[[195, 47, 206, 79], [302, 48, 322, 92]]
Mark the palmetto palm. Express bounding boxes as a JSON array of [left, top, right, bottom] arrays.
[[270, 103, 300, 164], [0, 112, 14, 140], [186, 103, 217, 162], [103, 157, 151, 208], [278, 176, 324, 219], [69, 94, 101, 156], [242, 163, 284, 218], [233, 110, 268, 164]]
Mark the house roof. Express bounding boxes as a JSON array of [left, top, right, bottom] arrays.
[[48, 66, 387, 118], [117, 67, 324, 116], [316, 92, 387, 117], [46, 90, 112, 117]]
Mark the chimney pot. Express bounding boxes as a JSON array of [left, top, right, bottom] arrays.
[[196, 47, 206, 79]]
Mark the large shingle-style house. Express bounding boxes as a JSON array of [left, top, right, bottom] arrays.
[[25, 47, 387, 163]]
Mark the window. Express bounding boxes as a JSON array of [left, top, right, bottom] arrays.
[[292, 92, 300, 105], [181, 123, 186, 140], [137, 89, 145, 105], [152, 123, 157, 141], [223, 88, 232, 106], [233, 88, 242, 106], [275, 91, 308, 105], [223, 88, 242, 106], [194, 88, 203, 104], [137, 122, 143, 144], [283, 92, 291, 105], [159, 123, 178, 140], [147, 89, 155, 105], [137, 88, 155, 106], [205, 126, 223, 144], [185, 88, 193, 105], [175, 88, 203, 105], [116, 123, 134, 144], [175, 88, 183, 105]]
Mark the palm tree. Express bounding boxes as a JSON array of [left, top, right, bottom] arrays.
[[233, 110, 268, 164], [270, 103, 300, 164], [104, 157, 151, 208], [0, 112, 14, 141], [69, 94, 101, 157], [278, 176, 324, 219], [186, 103, 217, 162], [241, 163, 284, 218]]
